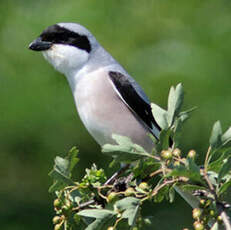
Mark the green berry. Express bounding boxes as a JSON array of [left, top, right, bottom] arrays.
[[54, 199, 61, 209], [139, 182, 149, 190], [54, 224, 62, 230], [199, 199, 206, 208], [174, 161, 180, 166], [173, 148, 181, 157], [52, 216, 61, 225], [188, 150, 196, 158], [193, 221, 204, 230], [62, 205, 71, 216], [161, 150, 172, 160], [209, 209, 215, 216], [125, 187, 135, 196], [107, 226, 114, 230], [192, 208, 202, 219], [217, 215, 223, 223], [107, 192, 118, 203]]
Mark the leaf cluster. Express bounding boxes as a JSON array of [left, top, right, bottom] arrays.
[[49, 84, 231, 230]]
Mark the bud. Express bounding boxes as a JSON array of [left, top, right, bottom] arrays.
[[139, 182, 149, 190], [54, 199, 61, 209], [54, 224, 62, 230], [173, 148, 181, 157], [192, 208, 202, 219], [107, 227, 114, 230], [107, 192, 118, 203], [188, 150, 196, 158], [193, 221, 204, 230], [174, 161, 180, 167], [125, 187, 135, 196], [199, 199, 206, 208], [52, 216, 61, 225], [209, 209, 215, 216], [161, 150, 172, 160], [217, 215, 223, 223]]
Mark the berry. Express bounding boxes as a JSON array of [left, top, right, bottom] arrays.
[[139, 182, 149, 190], [107, 192, 118, 203], [161, 150, 172, 160], [107, 227, 114, 230], [193, 221, 204, 230], [192, 208, 202, 219], [174, 161, 180, 167], [209, 209, 215, 217], [217, 215, 223, 223], [54, 224, 62, 230], [173, 148, 181, 157], [125, 187, 135, 196], [54, 199, 61, 209], [199, 199, 206, 208], [188, 150, 196, 158], [52, 216, 61, 225]]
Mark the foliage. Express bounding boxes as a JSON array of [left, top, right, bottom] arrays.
[[49, 84, 231, 230]]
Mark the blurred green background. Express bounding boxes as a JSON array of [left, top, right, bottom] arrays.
[[1, 0, 231, 229]]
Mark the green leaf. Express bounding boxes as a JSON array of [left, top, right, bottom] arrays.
[[154, 185, 169, 203], [102, 135, 151, 163], [115, 197, 140, 226], [218, 180, 231, 195], [222, 127, 231, 146], [168, 186, 175, 203], [168, 159, 203, 183], [78, 209, 116, 230], [156, 128, 172, 152], [151, 103, 168, 130], [66, 146, 79, 173], [48, 147, 79, 193], [167, 83, 184, 126], [207, 171, 218, 186], [48, 156, 75, 192], [180, 184, 205, 193], [209, 121, 222, 149], [218, 157, 231, 182], [208, 148, 231, 172]]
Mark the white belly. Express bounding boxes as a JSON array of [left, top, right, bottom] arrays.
[[72, 69, 154, 152]]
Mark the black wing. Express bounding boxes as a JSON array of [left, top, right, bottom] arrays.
[[109, 71, 161, 140]]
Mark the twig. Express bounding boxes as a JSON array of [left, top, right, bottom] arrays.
[[104, 164, 130, 185], [151, 178, 180, 196], [204, 146, 211, 173], [149, 168, 164, 178], [72, 200, 95, 211]]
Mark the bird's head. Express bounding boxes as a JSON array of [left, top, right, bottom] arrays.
[[29, 23, 98, 75]]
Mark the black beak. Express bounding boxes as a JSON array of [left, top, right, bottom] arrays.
[[29, 37, 52, 51]]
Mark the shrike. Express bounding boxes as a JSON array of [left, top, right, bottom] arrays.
[[29, 23, 161, 152]]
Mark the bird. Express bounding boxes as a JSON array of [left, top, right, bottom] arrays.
[[29, 23, 200, 208], [28, 23, 161, 153]]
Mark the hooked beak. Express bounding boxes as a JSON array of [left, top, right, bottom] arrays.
[[28, 37, 52, 51]]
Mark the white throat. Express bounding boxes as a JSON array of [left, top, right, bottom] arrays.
[[42, 44, 89, 76]]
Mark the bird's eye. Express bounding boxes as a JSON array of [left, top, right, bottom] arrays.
[[41, 32, 72, 44]]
